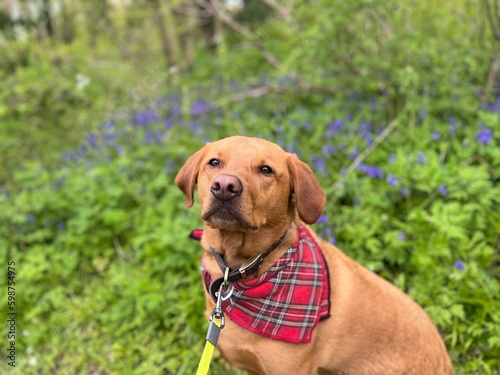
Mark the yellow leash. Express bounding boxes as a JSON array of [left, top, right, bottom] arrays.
[[196, 320, 221, 375], [197, 268, 233, 375]]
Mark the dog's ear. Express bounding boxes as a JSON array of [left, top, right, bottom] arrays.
[[288, 154, 326, 224], [175, 145, 208, 209]]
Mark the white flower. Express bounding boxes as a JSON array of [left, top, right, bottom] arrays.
[[225, 0, 244, 13], [76, 73, 90, 91]]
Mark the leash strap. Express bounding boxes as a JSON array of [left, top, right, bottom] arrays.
[[196, 271, 233, 375], [196, 320, 220, 375]]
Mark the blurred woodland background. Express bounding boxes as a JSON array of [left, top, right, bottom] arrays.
[[0, 0, 499, 374]]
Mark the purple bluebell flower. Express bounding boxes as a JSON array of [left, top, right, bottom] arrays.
[[387, 175, 398, 187], [285, 141, 297, 154], [358, 121, 373, 145], [419, 107, 428, 119], [144, 131, 155, 144], [328, 236, 336, 245], [79, 144, 88, 157], [168, 105, 182, 117], [57, 221, 65, 231], [365, 133, 373, 146], [317, 215, 329, 224], [437, 184, 448, 197], [358, 121, 372, 134], [312, 156, 328, 176], [431, 131, 441, 141], [454, 259, 465, 271], [132, 109, 157, 126], [63, 152, 74, 162], [449, 116, 457, 136], [417, 151, 425, 165], [324, 227, 333, 236], [86, 133, 99, 149], [55, 177, 66, 188], [322, 144, 335, 157], [327, 119, 344, 136], [398, 232, 406, 241], [279, 76, 289, 86], [401, 187, 409, 197], [347, 148, 359, 159], [101, 120, 115, 131], [164, 119, 173, 130], [26, 214, 36, 223], [77, 146, 88, 159], [189, 120, 203, 133], [1, 188, 9, 199], [357, 163, 385, 179], [103, 134, 116, 145], [191, 100, 211, 115], [388, 153, 396, 163], [146, 131, 159, 143], [476, 126, 493, 146], [484, 97, 500, 112], [165, 159, 177, 174]]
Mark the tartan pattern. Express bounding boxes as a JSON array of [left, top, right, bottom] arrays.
[[200, 226, 331, 343]]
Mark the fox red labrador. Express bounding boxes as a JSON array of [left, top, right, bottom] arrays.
[[175, 136, 453, 375]]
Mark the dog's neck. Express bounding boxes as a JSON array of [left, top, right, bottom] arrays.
[[202, 220, 298, 274]]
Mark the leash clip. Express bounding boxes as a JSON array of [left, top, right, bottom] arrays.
[[209, 281, 233, 328], [209, 268, 233, 329]]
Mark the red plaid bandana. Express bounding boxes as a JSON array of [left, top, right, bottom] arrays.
[[192, 226, 331, 343]]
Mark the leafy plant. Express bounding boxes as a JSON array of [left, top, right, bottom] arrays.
[[1, 85, 499, 373], [1, 0, 499, 374]]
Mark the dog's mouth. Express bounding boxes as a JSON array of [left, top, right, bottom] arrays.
[[202, 202, 255, 230]]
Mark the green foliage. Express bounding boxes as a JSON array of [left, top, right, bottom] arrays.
[[1, 88, 499, 373], [0, 5, 167, 188], [1, 0, 500, 373]]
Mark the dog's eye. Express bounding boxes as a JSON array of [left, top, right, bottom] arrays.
[[260, 166, 273, 174], [208, 158, 220, 167]]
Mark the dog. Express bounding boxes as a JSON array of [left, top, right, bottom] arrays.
[[175, 136, 453, 375]]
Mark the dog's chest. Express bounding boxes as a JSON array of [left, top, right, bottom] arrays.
[[196, 226, 331, 344]]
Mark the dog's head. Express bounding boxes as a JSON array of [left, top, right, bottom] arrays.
[[175, 136, 326, 232]]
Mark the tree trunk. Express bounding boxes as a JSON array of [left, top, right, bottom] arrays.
[[42, 0, 54, 38], [60, 0, 76, 44], [482, 48, 500, 104], [180, 0, 197, 70], [149, 0, 179, 69]]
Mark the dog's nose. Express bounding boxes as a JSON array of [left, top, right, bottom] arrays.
[[211, 174, 242, 202]]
